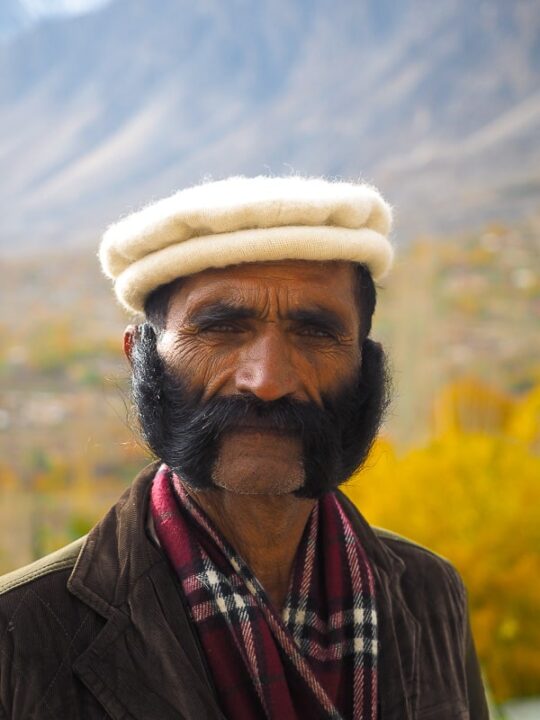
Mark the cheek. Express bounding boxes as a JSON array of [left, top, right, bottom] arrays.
[[159, 333, 238, 394], [159, 331, 360, 400], [298, 345, 360, 394]]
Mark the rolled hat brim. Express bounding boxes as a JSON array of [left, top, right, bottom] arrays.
[[99, 175, 394, 314]]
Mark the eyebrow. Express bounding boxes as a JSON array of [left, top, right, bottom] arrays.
[[287, 307, 348, 335], [187, 300, 348, 335], [186, 301, 258, 327]]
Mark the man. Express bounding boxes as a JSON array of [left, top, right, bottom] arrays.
[[0, 176, 488, 719]]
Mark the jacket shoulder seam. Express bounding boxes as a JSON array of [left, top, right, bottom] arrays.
[[374, 527, 466, 606], [373, 526, 453, 565], [0, 536, 86, 597]]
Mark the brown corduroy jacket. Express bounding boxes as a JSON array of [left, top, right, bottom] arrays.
[[0, 463, 489, 719]]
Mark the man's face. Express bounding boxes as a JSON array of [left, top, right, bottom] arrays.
[[155, 260, 362, 495]]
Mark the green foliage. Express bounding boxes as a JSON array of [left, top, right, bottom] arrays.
[[68, 514, 94, 540]]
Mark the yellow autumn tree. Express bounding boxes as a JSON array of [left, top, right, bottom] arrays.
[[344, 378, 540, 702]]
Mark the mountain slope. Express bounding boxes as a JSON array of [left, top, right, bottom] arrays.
[[1, 0, 540, 251]]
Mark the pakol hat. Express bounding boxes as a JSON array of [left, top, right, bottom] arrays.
[[99, 175, 394, 313]]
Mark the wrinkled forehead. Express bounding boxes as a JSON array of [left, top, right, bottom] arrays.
[[166, 260, 358, 318]]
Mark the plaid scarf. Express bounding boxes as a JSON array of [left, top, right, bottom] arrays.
[[150, 464, 378, 719]]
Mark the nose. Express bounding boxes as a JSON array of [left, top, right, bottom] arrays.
[[234, 327, 303, 402]]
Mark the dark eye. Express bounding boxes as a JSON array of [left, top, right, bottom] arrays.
[[202, 322, 244, 334], [296, 325, 335, 339]]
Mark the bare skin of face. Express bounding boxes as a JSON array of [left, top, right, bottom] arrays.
[[125, 260, 362, 608]]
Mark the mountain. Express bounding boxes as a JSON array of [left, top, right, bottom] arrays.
[[1, 0, 540, 253]]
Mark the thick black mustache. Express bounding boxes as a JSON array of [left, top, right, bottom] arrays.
[[131, 322, 390, 498], [136, 368, 347, 493], [168, 392, 334, 438]]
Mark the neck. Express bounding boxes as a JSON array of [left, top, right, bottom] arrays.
[[187, 488, 317, 610]]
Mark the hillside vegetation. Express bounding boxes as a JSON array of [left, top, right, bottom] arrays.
[[0, 216, 539, 701]]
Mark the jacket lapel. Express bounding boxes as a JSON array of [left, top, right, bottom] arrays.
[[373, 561, 420, 719], [67, 463, 225, 720], [337, 491, 420, 720], [71, 562, 225, 720]]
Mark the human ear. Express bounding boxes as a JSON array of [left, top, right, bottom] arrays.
[[123, 324, 138, 366]]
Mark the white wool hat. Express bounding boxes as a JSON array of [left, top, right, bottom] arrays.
[[99, 175, 394, 313]]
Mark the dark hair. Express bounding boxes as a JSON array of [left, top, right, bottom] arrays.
[[352, 263, 377, 338], [144, 263, 377, 340], [144, 276, 185, 330]]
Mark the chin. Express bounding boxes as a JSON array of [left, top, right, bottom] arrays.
[[210, 433, 305, 496], [211, 458, 305, 496]]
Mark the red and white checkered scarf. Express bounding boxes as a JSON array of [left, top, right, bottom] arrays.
[[150, 464, 378, 719]]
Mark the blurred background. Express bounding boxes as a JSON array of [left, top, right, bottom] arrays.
[[1, 0, 539, 715]]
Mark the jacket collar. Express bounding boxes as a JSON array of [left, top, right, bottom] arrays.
[[68, 461, 163, 613], [67, 464, 418, 720]]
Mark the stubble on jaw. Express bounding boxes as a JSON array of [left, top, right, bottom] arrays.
[[211, 430, 305, 495]]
